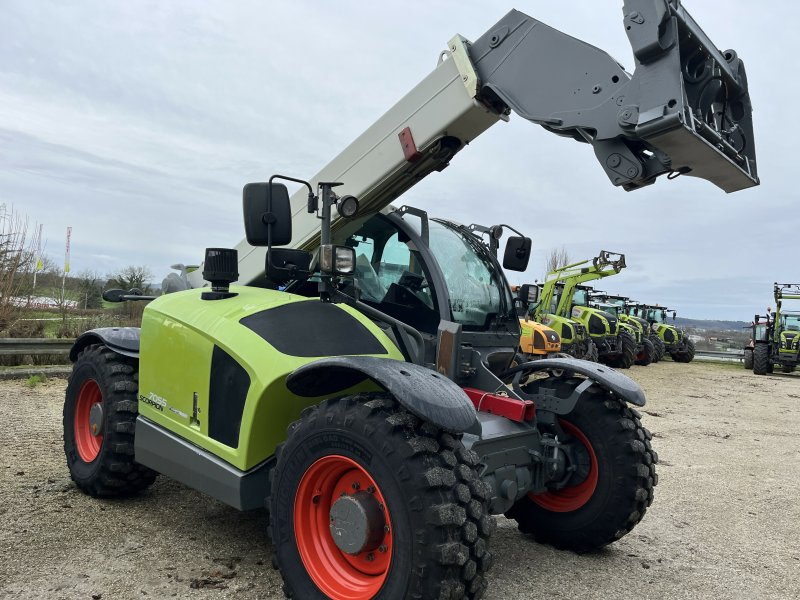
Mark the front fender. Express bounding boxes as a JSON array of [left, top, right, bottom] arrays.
[[285, 356, 477, 433], [504, 357, 646, 408], [70, 327, 141, 361]]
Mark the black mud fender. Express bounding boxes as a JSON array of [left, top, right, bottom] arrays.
[[504, 357, 646, 413], [69, 327, 141, 361], [285, 356, 477, 433]]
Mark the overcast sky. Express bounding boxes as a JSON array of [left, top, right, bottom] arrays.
[[1, 1, 796, 319]]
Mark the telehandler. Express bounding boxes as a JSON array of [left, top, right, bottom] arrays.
[[511, 283, 564, 362], [64, 3, 757, 599], [753, 284, 800, 375]]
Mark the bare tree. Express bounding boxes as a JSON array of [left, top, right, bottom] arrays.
[[0, 204, 41, 329], [545, 246, 571, 273]]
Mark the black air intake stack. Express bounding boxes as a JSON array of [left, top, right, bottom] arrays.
[[202, 248, 238, 300]]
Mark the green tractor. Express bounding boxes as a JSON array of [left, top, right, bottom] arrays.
[[752, 283, 800, 375], [743, 314, 771, 370], [64, 178, 658, 599], [529, 283, 595, 361], [540, 253, 638, 369], [628, 304, 695, 363], [590, 292, 657, 365]]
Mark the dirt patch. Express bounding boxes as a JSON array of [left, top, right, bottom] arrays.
[[1, 362, 798, 599]]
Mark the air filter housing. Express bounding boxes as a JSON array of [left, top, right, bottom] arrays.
[[202, 248, 238, 300]]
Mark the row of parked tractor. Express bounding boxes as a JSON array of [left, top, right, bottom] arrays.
[[514, 250, 695, 369], [744, 283, 800, 375]]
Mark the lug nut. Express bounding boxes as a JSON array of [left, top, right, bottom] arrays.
[[366, 553, 375, 562], [352, 481, 360, 490], [378, 545, 387, 553]]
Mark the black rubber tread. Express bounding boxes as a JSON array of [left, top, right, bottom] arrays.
[[671, 338, 696, 363], [649, 335, 665, 362], [753, 343, 770, 375], [616, 331, 638, 369], [743, 348, 754, 370], [635, 338, 655, 366], [582, 340, 599, 362], [781, 364, 795, 374], [506, 390, 658, 553], [268, 393, 493, 600], [63, 344, 157, 497]]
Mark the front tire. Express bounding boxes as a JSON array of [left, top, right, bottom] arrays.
[[753, 344, 770, 375], [649, 335, 665, 362], [583, 340, 599, 362], [671, 338, 696, 363], [635, 338, 655, 366], [269, 393, 493, 600], [63, 344, 157, 497], [743, 348, 754, 370], [506, 391, 658, 553], [616, 331, 638, 369]]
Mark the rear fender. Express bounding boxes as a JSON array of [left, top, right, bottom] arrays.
[[285, 356, 477, 433], [503, 357, 646, 415], [69, 327, 141, 361]]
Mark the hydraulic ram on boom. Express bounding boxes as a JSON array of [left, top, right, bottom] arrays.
[[182, 0, 758, 289]]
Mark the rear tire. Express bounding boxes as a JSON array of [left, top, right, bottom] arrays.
[[63, 344, 157, 497], [743, 348, 754, 370], [506, 391, 657, 553], [634, 338, 655, 366], [753, 344, 770, 375], [269, 393, 493, 600]]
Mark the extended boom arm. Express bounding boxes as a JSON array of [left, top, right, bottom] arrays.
[[185, 1, 758, 289]]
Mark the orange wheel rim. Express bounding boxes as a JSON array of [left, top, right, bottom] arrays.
[[294, 455, 393, 599], [529, 420, 598, 512], [74, 379, 103, 462]]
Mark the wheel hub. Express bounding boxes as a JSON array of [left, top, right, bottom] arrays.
[[329, 491, 386, 555], [89, 403, 104, 436]]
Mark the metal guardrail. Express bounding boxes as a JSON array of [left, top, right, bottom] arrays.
[[0, 338, 75, 356], [694, 349, 744, 361]]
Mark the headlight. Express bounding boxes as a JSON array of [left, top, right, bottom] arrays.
[[320, 244, 356, 277]]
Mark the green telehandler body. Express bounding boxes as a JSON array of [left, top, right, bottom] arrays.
[[59, 1, 758, 596]]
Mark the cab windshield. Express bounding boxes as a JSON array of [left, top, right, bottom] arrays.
[[781, 314, 800, 332], [572, 289, 589, 306], [598, 305, 618, 317], [428, 220, 512, 328], [647, 309, 667, 323]]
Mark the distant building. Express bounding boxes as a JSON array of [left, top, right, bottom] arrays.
[[10, 296, 78, 309]]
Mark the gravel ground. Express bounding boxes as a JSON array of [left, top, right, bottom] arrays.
[[1, 361, 798, 599]]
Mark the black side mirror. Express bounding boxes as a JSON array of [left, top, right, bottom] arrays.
[[517, 283, 540, 305], [243, 182, 292, 247], [503, 236, 532, 271], [102, 288, 126, 303]]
